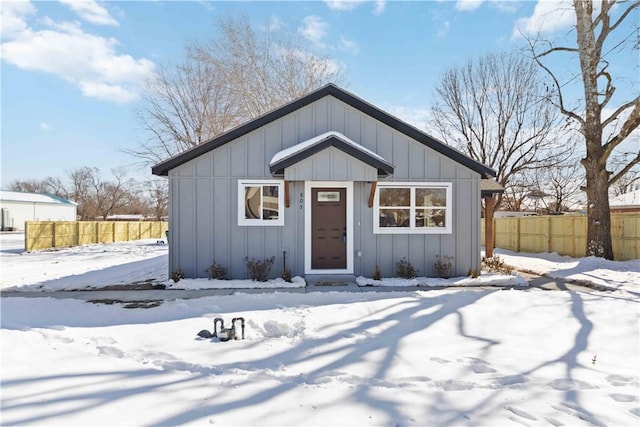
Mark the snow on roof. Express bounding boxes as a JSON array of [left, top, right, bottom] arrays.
[[270, 131, 388, 165], [0, 190, 76, 205], [610, 189, 640, 207], [102, 214, 146, 220]]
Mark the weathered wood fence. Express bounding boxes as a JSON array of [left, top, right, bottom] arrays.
[[481, 213, 640, 261], [25, 221, 169, 251]]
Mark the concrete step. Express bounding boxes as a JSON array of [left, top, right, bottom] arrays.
[[304, 274, 357, 286]]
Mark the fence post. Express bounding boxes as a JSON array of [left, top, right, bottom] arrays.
[[25, 222, 30, 251], [516, 218, 521, 252], [547, 216, 552, 253], [572, 216, 576, 257], [52, 222, 56, 248]]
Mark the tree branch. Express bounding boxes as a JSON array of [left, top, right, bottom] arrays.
[[609, 151, 640, 186]]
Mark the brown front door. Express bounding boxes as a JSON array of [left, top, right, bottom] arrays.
[[311, 188, 347, 269]]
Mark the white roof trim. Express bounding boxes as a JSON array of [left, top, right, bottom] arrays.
[[270, 131, 388, 166]]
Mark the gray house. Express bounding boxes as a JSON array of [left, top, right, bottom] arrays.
[[152, 84, 499, 281]]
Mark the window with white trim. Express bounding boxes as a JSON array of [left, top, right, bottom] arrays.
[[374, 183, 452, 234], [238, 180, 284, 226]]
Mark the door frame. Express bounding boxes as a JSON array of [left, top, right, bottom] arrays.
[[305, 181, 353, 275]]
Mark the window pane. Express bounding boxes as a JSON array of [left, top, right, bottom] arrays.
[[245, 186, 261, 219], [379, 209, 410, 227], [416, 188, 447, 207], [317, 191, 340, 202], [262, 186, 279, 220], [379, 188, 410, 207], [416, 209, 446, 227]]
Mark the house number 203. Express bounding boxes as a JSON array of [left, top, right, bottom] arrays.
[[299, 192, 304, 209]]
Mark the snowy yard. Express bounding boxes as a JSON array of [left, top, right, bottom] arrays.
[[1, 233, 639, 426]]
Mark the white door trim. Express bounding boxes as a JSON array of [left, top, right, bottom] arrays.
[[305, 181, 353, 275]]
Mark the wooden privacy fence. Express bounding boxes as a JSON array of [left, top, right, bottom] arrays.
[[481, 213, 639, 261], [25, 221, 169, 251]]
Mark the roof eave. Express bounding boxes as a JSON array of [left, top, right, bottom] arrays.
[[268, 135, 395, 177]]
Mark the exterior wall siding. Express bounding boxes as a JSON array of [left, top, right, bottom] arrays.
[[169, 96, 481, 279], [0, 201, 76, 231]]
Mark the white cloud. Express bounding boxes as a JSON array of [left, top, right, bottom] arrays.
[[324, 0, 385, 14], [512, 0, 576, 38], [78, 80, 139, 103], [0, 0, 36, 38], [288, 48, 342, 76], [267, 16, 284, 32], [0, 3, 155, 104], [58, 0, 118, 26], [339, 35, 360, 54], [490, 1, 519, 13], [437, 20, 451, 38], [373, 0, 386, 15], [324, 0, 363, 11], [39, 122, 52, 131], [298, 15, 328, 45], [455, 0, 484, 12], [388, 106, 434, 132], [195, 1, 215, 12]]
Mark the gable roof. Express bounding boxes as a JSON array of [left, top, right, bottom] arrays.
[[0, 190, 76, 205], [151, 83, 496, 177], [269, 131, 394, 177]]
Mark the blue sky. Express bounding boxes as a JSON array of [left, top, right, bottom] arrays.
[[1, 0, 636, 186]]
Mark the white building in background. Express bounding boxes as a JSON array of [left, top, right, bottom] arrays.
[[0, 191, 77, 231], [610, 188, 640, 213]]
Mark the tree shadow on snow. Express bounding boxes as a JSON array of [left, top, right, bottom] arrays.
[[0, 290, 606, 426], [1, 290, 493, 426], [430, 290, 605, 427]]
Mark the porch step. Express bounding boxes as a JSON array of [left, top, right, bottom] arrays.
[[305, 274, 357, 287]]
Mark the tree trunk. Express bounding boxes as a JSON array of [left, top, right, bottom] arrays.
[[582, 155, 614, 259], [575, 0, 614, 260]]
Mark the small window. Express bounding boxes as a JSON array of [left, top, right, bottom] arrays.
[[238, 180, 284, 226], [317, 191, 340, 202], [374, 183, 452, 234]]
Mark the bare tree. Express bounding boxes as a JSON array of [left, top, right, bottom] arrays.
[[534, 161, 585, 214], [499, 169, 538, 212], [8, 177, 71, 202], [431, 50, 566, 211], [7, 179, 50, 193], [130, 14, 344, 166], [89, 169, 136, 220], [609, 156, 640, 196], [42, 176, 70, 199], [145, 180, 169, 220], [191, 15, 344, 118], [527, 0, 639, 259], [131, 58, 240, 165], [68, 167, 96, 220], [8, 169, 163, 220], [66, 167, 136, 220]]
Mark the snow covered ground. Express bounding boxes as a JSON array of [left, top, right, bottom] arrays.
[[1, 233, 639, 426], [1, 233, 638, 293], [0, 233, 169, 291]]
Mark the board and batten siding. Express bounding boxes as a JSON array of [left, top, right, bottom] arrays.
[[168, 96, 480, 279]]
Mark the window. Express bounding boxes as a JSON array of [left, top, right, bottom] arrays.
[[374, 183, 452, 234], [238, 180, 284, 226]]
